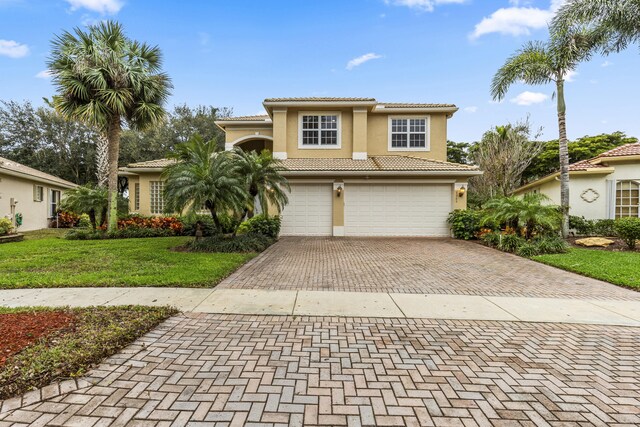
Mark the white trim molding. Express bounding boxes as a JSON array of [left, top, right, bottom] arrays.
[[298, 111, 342, 150], [387, 115, 431, 152], [273, 151, 288, 160], [333, 226, 345, 237], [352, 152, 368, 160]]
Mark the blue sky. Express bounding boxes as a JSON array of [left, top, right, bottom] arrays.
[[1, 0, 638, 142]]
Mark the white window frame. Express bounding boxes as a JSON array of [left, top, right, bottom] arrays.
[[387, 115, 430, 152], [33, 185, 44, 202], [615, 179, 640, 218], [298, 111, 342, 149], [49, 189, 60, 217]]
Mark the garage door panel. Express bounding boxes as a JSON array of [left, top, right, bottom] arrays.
[[280, 184, 332, 236], [345, 184, 451, 237]]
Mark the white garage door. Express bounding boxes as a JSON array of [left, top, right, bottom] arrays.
[[280, 184, 333, 236], [345, 184, 452, 237]]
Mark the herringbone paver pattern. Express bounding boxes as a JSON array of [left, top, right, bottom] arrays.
[[218, 237, 639, 300], [2, 313, 639, 426]]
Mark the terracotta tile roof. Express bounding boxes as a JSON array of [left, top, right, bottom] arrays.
[[264, 97, 376, 102], [0, 156, 76, 188], [596, 142, 640, 158], [569, 159, 608, 171], [125, 158, 176, 168], [378, 102, 457, 108], [281, 156, 479, 172], [218, 115, 271, 121]]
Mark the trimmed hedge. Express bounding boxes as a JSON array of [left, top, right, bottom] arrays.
[[614, 217, 640, 250], [185, 233, 275, 253]]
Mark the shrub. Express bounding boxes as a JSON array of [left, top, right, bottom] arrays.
[[498, 233, 525, 253], [594, 219, 616, 237], [569, 215, 595, 236], [516, 241, 539, 257], [65, 228, 176, 240], [55, 211, 80, 228], [180, 215, 218, 237], [447, 209, 482, 240], [237, 215, 281, 238], [218, 212, 243, 234], [480, 231, 501, 247], [0, 218, 13, 235], [113, 215, 183, 233], [186, 233, 275, 253], [531, 234, 569, 254], [78, 214, 92, 228], [614, 217, 640, 250]]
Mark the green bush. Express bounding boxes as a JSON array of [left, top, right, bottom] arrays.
[[614, 217, 640, 249], [516, 242, 539, 257], [65, 228, 175, 240], [569, 215, 595, 236], [180, 215, 218, 237], [237, 215, 281, 238], [186, 233, 275, 253], [0, 218, 13, 236], [480, 231, 501, 247], [498, 233, 525, 253], [594, 219, 616, 237], [77, 213, 92, 228], [531, 234, 569, 254], [447, 209, 482, 240]]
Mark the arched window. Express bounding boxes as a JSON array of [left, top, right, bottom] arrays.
[[616, 180, 640, 218]]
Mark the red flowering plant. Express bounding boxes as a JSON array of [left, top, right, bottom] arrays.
[[113, 215, 184, 234]]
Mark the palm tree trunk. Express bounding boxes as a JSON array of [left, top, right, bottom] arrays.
[[556, 80, 570, 238], [106, 118, 121, 232], [208, 206, 222, 233]]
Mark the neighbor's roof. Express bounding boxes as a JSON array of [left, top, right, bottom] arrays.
[[0, 156, 76, 188], [377, 102, 457, 109], [216, 115, 271, 122], [513, 142, 640, 193], [264, 97, 376, 103], [280, 156, 479, 173], [125, 158, 176, 169]]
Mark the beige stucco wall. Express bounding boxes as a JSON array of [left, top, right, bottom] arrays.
[[221, 109, 450, 161], [520, 161, 640, 220], [128, 172, 163, 216], [0, 173, 68, 231]]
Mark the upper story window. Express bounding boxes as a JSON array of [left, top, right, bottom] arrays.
[[299, 113, 341, 149], [388, 116, 430, 151]]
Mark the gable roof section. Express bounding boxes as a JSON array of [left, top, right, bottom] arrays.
[[514, 143, 640, 193], [0, 156, 76, 188]]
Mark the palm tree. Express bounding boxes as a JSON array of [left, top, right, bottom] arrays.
[[163, 135, 247, 232], [48, 20, 172, 232], [552, 0, 640, 53], [491, 32, 593, 237], [232, 148, 290, 219], [483, 193, 561, 240], [60, 185, 108, 230]]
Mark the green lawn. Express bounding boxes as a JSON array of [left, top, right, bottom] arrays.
[[0, 233, 254, 288], [534, 248, 640, 289]]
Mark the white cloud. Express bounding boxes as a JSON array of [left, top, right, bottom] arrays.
[[563, 69, 577, 82], [384, 0, 467, 12], [463, 106, 478, 113], [470, 1, 566, 39], [65, 0, 123, 14], [35, 70, 52, 79], [346, 53, 382, 70], [0, 39, 29, 58], [601, 60, 612, 67], [510, 91, 548, 106]]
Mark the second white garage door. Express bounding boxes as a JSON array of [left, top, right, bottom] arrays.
[[345, 184, 452, 237], [280, 184, 333, 236]]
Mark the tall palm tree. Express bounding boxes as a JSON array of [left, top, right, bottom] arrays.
[[60, 185, 108, 230], [48, 20, 172, 232], [232, 148, 290, 218], [163, 135, 247, 232], [491, 32, 592, 237], [552, 0, 640, 53]]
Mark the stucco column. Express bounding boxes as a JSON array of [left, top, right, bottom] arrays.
[[272, 108, 288, 159], [333, 181, 345, 236], [352, 108, 368, 160]]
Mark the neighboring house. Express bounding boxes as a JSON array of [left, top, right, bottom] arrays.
[[120, 97, 481, 237], [514, 143, 640, 220], [0, 157, 76, 231]]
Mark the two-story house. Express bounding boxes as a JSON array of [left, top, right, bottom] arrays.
[[120, 97, 481, 237]]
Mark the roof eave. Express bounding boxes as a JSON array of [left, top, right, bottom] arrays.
[[513, 168, 615, 193], [281, 170, 482, 177], [372, 106, 459, 115], [592, 154, 640, 164], [0, 168, 77, 189]]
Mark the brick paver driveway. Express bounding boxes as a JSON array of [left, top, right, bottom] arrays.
[[3, 314, 639, 426], [220, 237, 639, 299]]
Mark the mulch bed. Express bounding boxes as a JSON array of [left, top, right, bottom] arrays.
[[0, 311, 76, 366], [568, 237, 639, 252]]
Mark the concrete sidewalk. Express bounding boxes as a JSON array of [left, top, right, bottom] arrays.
[[1, 287, 639, 326]]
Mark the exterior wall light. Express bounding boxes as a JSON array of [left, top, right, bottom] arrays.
[[336, 185, 343, 197], [457, 186, 466, 197]]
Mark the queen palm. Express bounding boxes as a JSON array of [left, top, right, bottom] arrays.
[[552, 0, 640, 53], [232, 148, 290, 218], [48, 20, 172, 232], [491, 32, 592, 237], [163, 135, 247, 232]]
